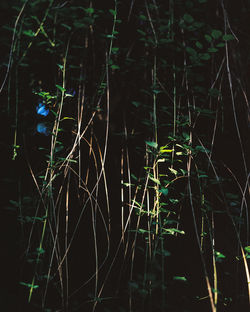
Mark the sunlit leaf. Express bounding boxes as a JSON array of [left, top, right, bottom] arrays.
[[111, 64, 120, 70], [20, 282, 39, 289], [56, 84, 66, 92], [23, 30, 35, 37], [149, 175, 161, 185], [138, 228, 151, 234], [173, 276, 187, 282], [169, 168, 178, 176], [109, 9, 117, 16], [145, 141, 158, 149], [244, 246, 250, 253], [164, 228, 185, 235]]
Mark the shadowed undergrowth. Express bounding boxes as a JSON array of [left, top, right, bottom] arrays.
[[0, 0, 249, 311]]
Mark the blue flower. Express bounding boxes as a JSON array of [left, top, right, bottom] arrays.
[[36, 123, 50, 136], [36, 102, 49, 116]]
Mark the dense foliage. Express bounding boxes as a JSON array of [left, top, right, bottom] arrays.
[[1, 0, 249, 311]]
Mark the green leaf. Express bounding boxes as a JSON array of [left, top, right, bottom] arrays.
[[173, 276, 187, 282], [122, 182, 134, 187], [204, 34, 212, 42], [57, 64, 63, 71], [2, 25, 15, 32], [111, 47, 119, 53], [109, 9, 117, 16], [61, 23, 72, 31], [152, 89, 161, 94], [216, 42, 225, 48], [36, 247, 45, 255], [195, 145, 210, 153], [198, 174, 208, 178], [208, 47, 218, 53], [186, 46, 197, 56], [20, 282, 39, 289], [180, 168, 187, 175], [159, 188, 169, 196], [215, 251, 226, 259], [223, 34, 234, 41], [215, 251, 226, 262], [132, 200, 142, 208], [132, 101, 141, 107], [23, 30, 35, 37], [73, 21, 87, 29], [164, 228, 185, 235], [85, 7, 94, 14], [195, 41, 203, 49], [9, 200, 20, 207], [169, 198, 179, 204], [149, 176, 161, 185], [106, 34, 116, 39], [111, 64, 120, 70], [137, 29, 146, 36], [193, 21, 204, 28], [199, 53, 210, 60], [145, 141, 158, 149], [244, 246, 250, 253], [54, 145, 64, 153], [169, 168, 178, 176], [60, 117, 75, 121], [129, 281, 139, 289], [183, 13, 194, 23], [160, 149, 173, 153], [138, 228, 150, 234], [131, 174, 138, 181], [33, 216, 46, 221], [182, 132, 190, 141], [56, 84, 66, 92], [139, 15, 147, 21], [211, 29, 222, 39]]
